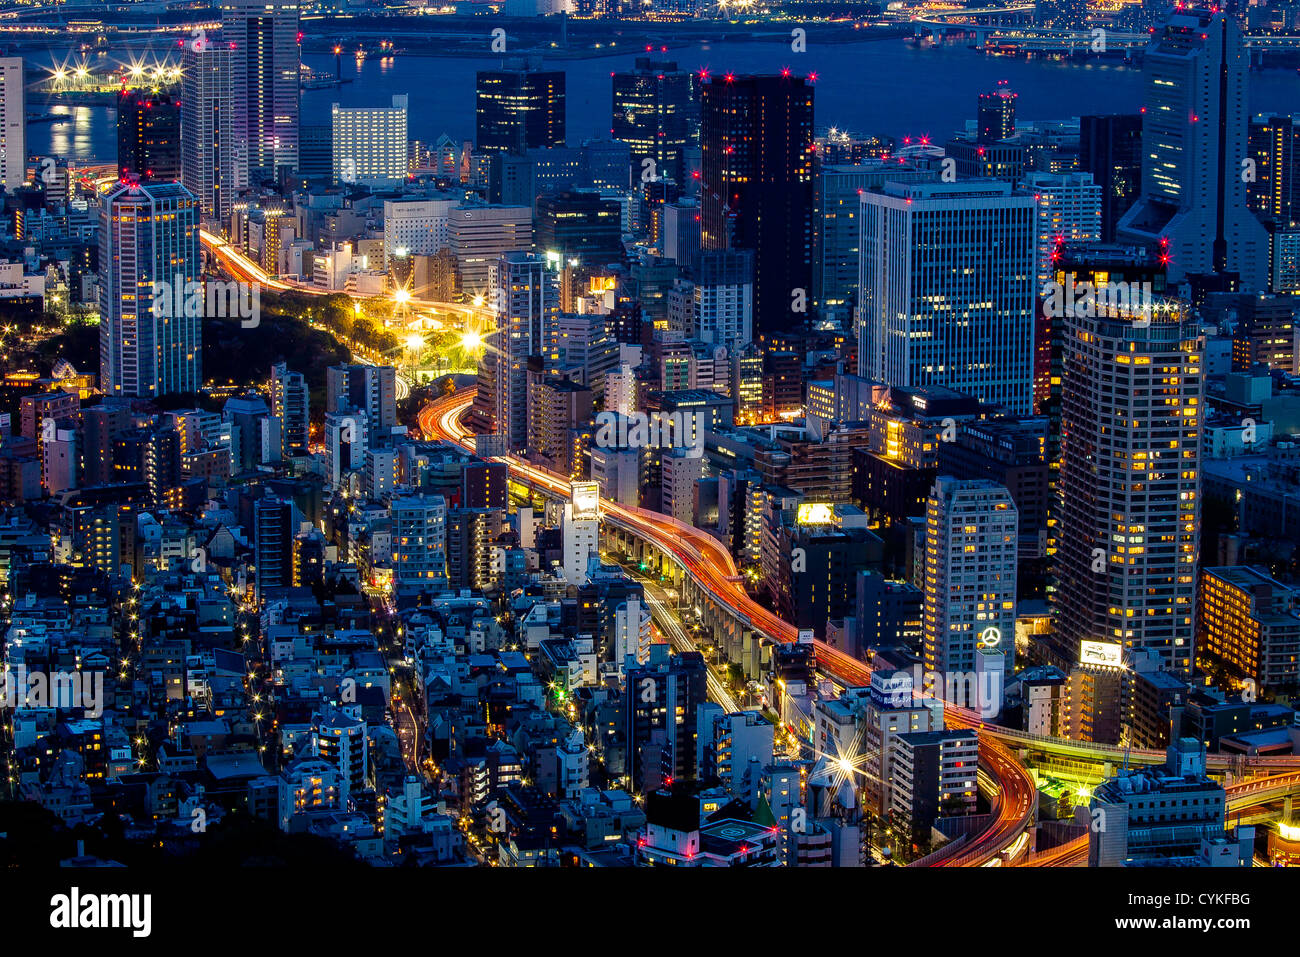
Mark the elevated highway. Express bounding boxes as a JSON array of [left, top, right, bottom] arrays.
[[419, 389, 1036, 866]]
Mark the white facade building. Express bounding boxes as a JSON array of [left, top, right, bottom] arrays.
[[333, 96, 409, 189], [923, 477, 1019, 709], [1023, 170, 1102, 287], [0, 58, 25, 192]]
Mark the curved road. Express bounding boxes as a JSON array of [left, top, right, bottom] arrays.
[[419, 389, 1037, 866], [200, 228, 494, 319]]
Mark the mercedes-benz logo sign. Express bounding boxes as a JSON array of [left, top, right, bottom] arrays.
[[979, 626, 1002, 648]]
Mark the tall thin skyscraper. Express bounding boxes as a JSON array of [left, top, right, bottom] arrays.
[[181, 31, 234, 220], [117, 90, 181, 183], [700, 73, 814, 339], [923, 477, 1018, 711], [1117, 8, 1268, 289], [476, 64, 565, 154], [611, 58, 698, 188], [1054, 294, 1203, 676], [221, 0, 300, 185], [99, 181, 202, 398], [474, 252, 558, 449], [0, 58, 25, 192], [858, 180, 1037, 415]]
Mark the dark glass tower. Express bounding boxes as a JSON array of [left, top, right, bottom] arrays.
[[476, 64, 566, 154], [977, 82, 1017, 143], [611, 58, 699, 188], [117, 90, 181, 183], [700, 73, 814, 339], [1079, 113, 1143, 242]]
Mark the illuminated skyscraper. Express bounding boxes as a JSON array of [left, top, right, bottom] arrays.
[[1022, 170, 1102, 286], [1117, 8, 1268, 288], [117, 89, 181, 183], [700, 73, 814, 338], [221, 0, 300, 185], [476, 64, 565, 154], [99, 181, 202, 399], [332, 96, 408, 189], [858, 180, 1037, 415], [474, 252, 558, 449], [0, 58, 24, 192], [611, 58, 698, 188], [1054, 293, 1203, 676], [181, 31, 234, 220], [922, 477, 1018, 712]]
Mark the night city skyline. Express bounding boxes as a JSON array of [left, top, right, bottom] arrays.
[[0, 0, 1297, 936]]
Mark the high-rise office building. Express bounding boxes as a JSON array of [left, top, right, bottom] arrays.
[[221, 0, 300, 184], [181, 32, 234, 220], [383, 197, 459, 267], [448, 204, 534, 295], [662, 199, 701, 267], [476, 64, 565, 154], [0, 58, 24, 192], [1079, 113, 1142, 242], [977, 81, 1017, 143], [533, 190, 624, 266], [269, 362, 309, 458], [1054, 292, 1203, 675], [700, 74, 814, 338], [922, 477, 1018, 712], [297, 124, 332, 180], [99, 181, 202, 399], [332, 96, 408, 189], [859, 180, 1037, 415], [117, 90, 181, 184], [813, 160, 937, 327], [474, 252, 558, 448], [1023, 171, 1102, 286], [1117, 9, 1269, 288], [611, 58, 698, 188], [1247, 113, 1300, 225]]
